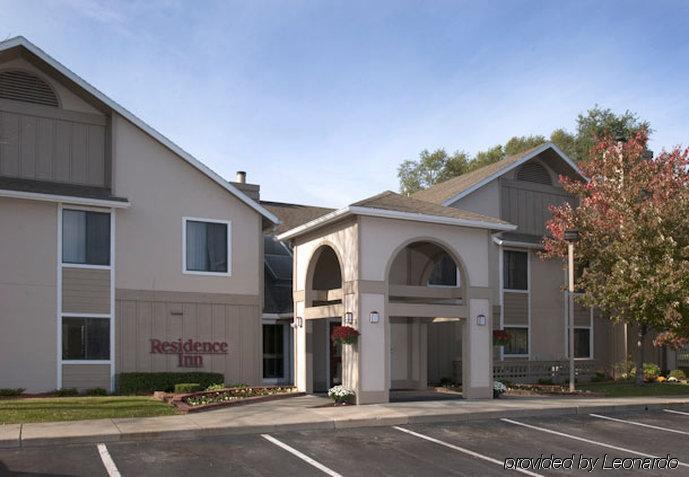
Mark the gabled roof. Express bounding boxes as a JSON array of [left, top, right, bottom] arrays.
[[277, 190, 515, 241], [412, 142, 582, 206], [262, 201, 335, 235], [0, 36, 279, 225]]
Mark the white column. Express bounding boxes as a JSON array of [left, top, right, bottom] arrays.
[[463, 298, 492, 399], [356, 293, 388, 404]]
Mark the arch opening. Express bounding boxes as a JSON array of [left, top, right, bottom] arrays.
[[306, 245, 343, 307]]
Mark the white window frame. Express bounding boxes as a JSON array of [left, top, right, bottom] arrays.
[[501, 248, 531, 358], [61, 206, 112, 270], [57, 204, 116, 390], [564, 291, 594, 360], [182, 217, 232, 277]]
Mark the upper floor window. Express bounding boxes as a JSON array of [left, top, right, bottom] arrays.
[[503, 250, 528, 290], [516, 162, 551, 185], [427, 253, 459, 287], [0, 70, 59, 107], [184, 218, 231, 275], [62, 209, 110, 266]]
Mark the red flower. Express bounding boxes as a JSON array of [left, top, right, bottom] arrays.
[[493, 329, 510, 346], [331, 325, 360, 345]]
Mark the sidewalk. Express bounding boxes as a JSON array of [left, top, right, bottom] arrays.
[[2, 394, 689, 448]]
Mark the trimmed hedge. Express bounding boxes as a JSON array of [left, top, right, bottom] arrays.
[[174, 383, 201, 394], [117, 372, 224, 394]]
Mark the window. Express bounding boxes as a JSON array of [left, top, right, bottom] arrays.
[[62, 209, 110, 266], [263, 324, 284, 379], [184, 219, 230, 274], [568, 327, 592, 359], [427, 254, 459, 287], [503, 327, 529, 356], [62, 317, 110, 360], [503, 251, 528, 290]]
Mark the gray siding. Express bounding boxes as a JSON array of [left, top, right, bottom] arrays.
[[62, 267, 110, 314], [0, 101, 107, 187], [503, 292, 528, 325], [500, 178, 573, 236], [62, 364, 111, 391], [115, 290, 262, 386]]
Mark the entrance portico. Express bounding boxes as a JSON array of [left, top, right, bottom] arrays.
[[277, 191, 515, 404]]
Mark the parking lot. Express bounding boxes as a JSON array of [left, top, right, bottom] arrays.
[[1, 408, 688, 476]]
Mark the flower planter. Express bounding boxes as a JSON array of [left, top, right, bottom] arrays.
[[331, 325, 360, 345], [493, 330, 510, 347], [166, 386, 303, 413]]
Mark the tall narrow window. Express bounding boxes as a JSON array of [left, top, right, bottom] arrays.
[[62, 317, 110, 360], [503, 327, 529, 356], [263, 324, 284, 379], [184, 219, 230, 274], [62, 209, 110, 265], [503, 251, 528, 290]]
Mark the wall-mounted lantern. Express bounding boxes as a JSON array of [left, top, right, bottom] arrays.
[[291, 316, 303, 328], [476, 314, 487, 326], [343, 312, 354, 325], [369, 311, 380, 324]]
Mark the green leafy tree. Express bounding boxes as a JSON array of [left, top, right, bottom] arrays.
[[543, 131, 689, 385], [398, 149, 470, 195], [398, 106, 651, 194]]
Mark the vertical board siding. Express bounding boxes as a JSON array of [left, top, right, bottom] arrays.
[[503, 292, 529, 325], [500, 178, 573, 236], [116, 292, 262, 386], [62, 364, 111, 391], [62, 267, 111, 314], [0, 109, 106, 186]]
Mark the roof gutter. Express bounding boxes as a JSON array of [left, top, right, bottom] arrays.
[[492, 234, 544, 250], [0, 188, 131, 208]]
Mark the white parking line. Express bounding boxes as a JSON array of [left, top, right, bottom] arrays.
[[393, 426, 544, 477], [590, 413, 689, 436], [261, 434, 342, 477], [97, 443, 122, 477], [665, 408, 689, 417], [501, 418, 689, 469]]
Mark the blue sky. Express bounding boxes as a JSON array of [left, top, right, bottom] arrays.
[[2, 1, 688, 207]]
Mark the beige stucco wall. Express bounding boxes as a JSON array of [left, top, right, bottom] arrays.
[[0, 198, 57, 392], [113, 115, 262, 296], [1, 57, 103, 115], [447, 180, 501, 220]]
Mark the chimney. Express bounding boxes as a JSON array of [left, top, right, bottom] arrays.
[[231, 170, 260, 201]]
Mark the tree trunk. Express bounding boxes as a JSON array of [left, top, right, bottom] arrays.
[[635, 324, 648, 386]]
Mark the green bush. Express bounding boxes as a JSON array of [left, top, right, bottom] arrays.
[[0, 388, 25, 397], [590, 372, 611, 383], [205, 383, 226, 392], [669, 369, 687, 380], [631, 363, 661, 382], [117, 372, 225, 394], [55, 388, 79, 397], [84, 387, 108, 396], [537, 378, 554, 385], [174, 383, 201, 394]]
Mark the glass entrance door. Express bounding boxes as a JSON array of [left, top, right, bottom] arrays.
[[329, 321, 342, 387]]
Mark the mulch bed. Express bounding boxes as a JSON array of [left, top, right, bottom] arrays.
[[506, 383, 602, 397]]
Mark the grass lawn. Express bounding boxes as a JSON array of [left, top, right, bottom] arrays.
[[0, 396, 178, 424], [579, 382, 689, 397]]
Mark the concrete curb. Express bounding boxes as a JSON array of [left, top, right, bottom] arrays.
[[4, 399, 689, 448]]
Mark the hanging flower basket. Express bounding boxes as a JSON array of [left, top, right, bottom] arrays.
[[331, 325, 360, 345], [493, 329, 510, 347]]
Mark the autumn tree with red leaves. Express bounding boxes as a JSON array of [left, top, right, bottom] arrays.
[[543, 131, 689, 385]]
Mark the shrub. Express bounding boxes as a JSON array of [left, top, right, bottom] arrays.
[[0, 388, 25, 397], [117, 372, 225, 394], [84, 387, 108, 396], [537, 378, 554, 385], [174, 383, 201, 394], [55, 388, 79, 397], [205, 383, 226, 392], [328, 385, 355, 404], [590, 371, 611, 383], [669, 369, 687, 381], [631, 363, 661, 382]]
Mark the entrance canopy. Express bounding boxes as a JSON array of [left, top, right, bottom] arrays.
[[278, 191, 515, 404]]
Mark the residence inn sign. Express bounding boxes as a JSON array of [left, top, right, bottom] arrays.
[[150, 339, 229, 368]]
